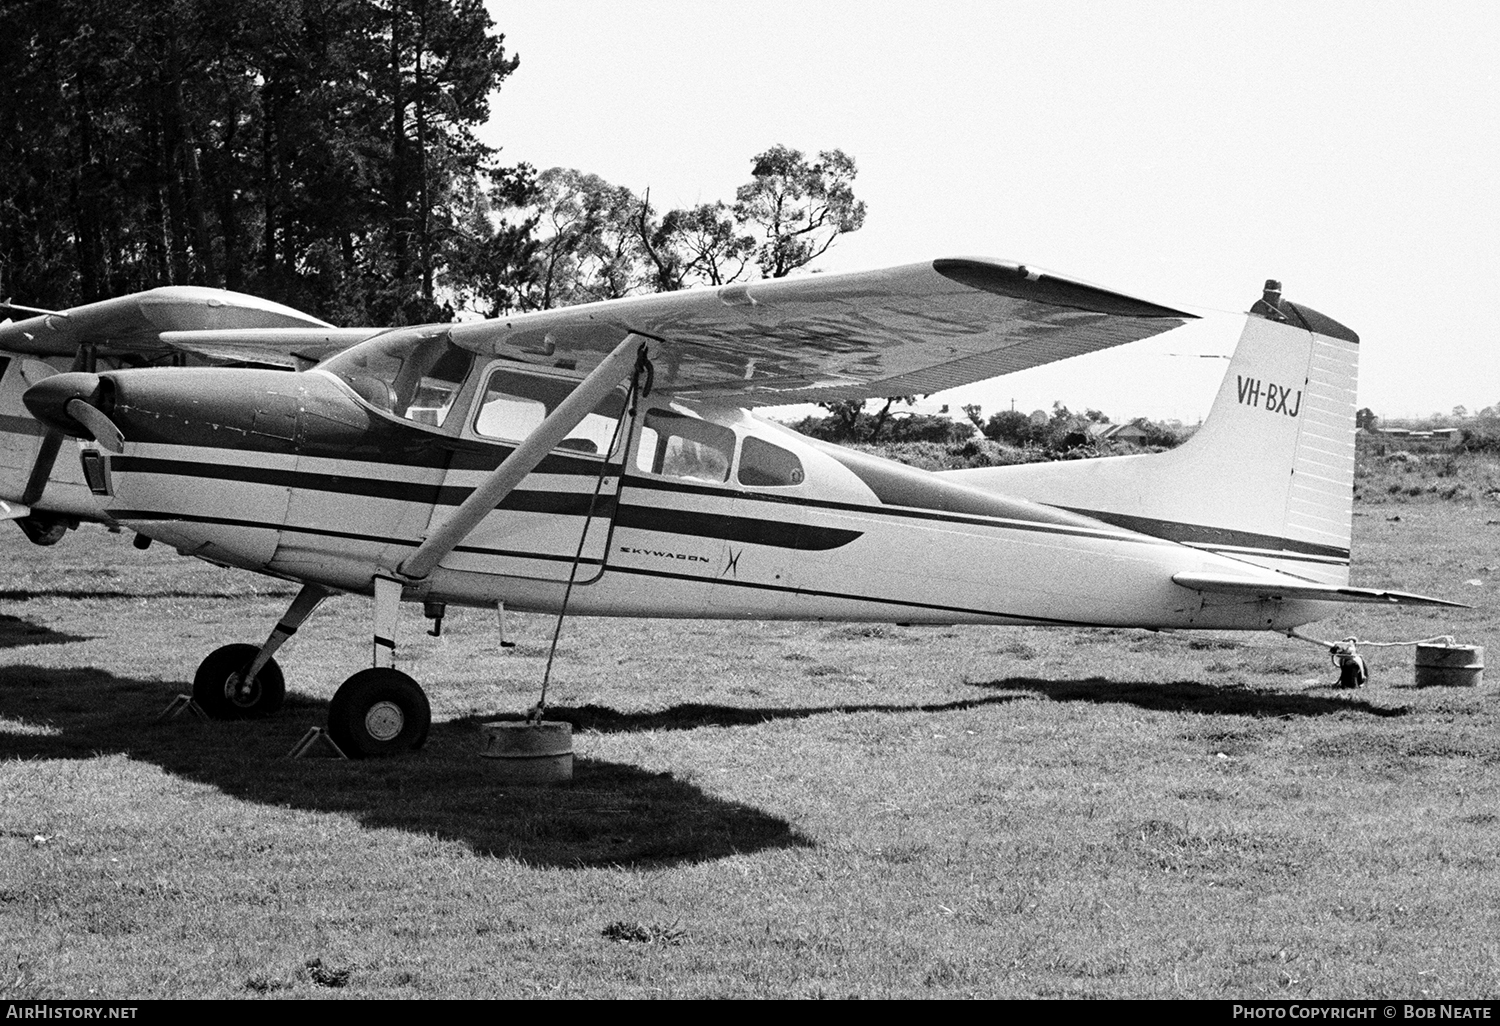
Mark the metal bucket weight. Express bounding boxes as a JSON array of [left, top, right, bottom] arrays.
[[479, 720, 574, 782], [1413, 644, 1484, 687]]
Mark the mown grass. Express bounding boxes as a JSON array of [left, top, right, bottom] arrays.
[[1, 484, 1497, 998]]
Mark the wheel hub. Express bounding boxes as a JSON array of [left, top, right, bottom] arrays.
[[365, 701, 405, 742], [226, 673, 258, 705]]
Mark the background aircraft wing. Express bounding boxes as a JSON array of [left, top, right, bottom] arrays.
[[447, 257, 1196, 405], [0, 286, 376, 369]]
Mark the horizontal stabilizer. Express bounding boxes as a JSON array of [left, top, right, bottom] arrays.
[[1172, 571, 1467, 608]]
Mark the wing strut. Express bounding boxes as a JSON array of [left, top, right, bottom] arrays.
[[394, 334, 647, 582]]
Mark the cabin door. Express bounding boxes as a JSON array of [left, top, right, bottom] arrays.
[[428, 362, 628, 583]]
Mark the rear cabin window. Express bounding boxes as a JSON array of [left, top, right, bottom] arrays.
[[737, 436, 804, 487], [472, 369, 626, 455], [636, 409, 734, 483]]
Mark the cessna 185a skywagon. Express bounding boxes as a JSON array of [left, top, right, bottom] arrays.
[[14, 258, 1459, 756]]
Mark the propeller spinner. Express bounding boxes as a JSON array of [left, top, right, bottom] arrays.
[[23, 372, 125, 453]]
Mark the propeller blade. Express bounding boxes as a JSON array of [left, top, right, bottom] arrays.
[[65, 398, 124, 453]]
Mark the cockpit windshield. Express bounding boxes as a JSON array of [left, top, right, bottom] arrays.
[[319, 329, 475, 428]]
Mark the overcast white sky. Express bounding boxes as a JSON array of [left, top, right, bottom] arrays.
[[479, 1, 1497, 422]]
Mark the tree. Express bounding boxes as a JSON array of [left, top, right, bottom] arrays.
[[637, 199, 755, 292], [983, 410, 1038, 447], [0, 0, 525, 326], [733, 145, 866, 278], [480, 143, 867, 315], [442, 164, 540, 317], [866, 396, 916, 442], [815, 400, 867, 441], [497, 168, 650, 311]]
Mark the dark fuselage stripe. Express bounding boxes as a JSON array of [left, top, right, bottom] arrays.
[[111, 455, 615, 515], [1181, 544, 1348, 567], [614, 505, 859, 551], [110, 505, 855, 555], [621, 475, 1173, 546], [1056, 506, 1350, 561], [107, 509, 604, 565]]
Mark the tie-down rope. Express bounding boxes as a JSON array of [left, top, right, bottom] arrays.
[[1285, 627, 1459, 688], [529, 344, 653, 722]]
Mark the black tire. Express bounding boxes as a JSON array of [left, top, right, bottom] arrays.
[[192, 644, 286, 720], [327, 668, 431, 758]]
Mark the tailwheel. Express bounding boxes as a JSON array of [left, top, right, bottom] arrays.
[[327, 668, 431, 758], [192, 643, 286, 719]]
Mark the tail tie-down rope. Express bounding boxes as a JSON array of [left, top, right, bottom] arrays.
[[1286, 627, 1457, 689]]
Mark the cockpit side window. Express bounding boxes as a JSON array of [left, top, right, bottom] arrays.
[[472, 368, 626, 456], [738, 436, 805, 487], [321, 331, 474, 429], [635, 409, 735, 483]]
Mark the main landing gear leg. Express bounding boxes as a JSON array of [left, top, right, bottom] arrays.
[[192, 582, 333, 719], [326, 575, 431, 758]]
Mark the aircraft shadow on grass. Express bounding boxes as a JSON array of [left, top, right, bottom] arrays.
[[0, 613, 88, 648], [0, 664, 812, 869], [532, 695, 1025, 734], [968, 675, 1409, 719], [0, 663, 1405, 867], [0, 587, 298, 602]]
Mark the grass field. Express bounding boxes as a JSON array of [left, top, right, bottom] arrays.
[[2, 462, 1497, 998]]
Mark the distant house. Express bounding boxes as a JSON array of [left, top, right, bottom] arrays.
[[1086, 421, 1151, 444]]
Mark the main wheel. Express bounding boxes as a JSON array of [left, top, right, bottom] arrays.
[[192, 644, 286, 719], [327, 668, 431, 758]]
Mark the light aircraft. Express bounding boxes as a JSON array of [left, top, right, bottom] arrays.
[[10, 258, 1460, 757]]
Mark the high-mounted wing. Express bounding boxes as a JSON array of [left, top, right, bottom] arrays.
[[446, 258, 1195, 405], [0, 286, 379, 369]]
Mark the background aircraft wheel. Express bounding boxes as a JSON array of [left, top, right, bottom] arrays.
[[327, 668, 431, 758], [192, 644, 286, 720]]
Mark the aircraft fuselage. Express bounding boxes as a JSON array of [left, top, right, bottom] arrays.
[[29, 362, 1334, 632]]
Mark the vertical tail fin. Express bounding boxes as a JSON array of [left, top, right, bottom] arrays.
[[947, 282, 1359, 584]]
